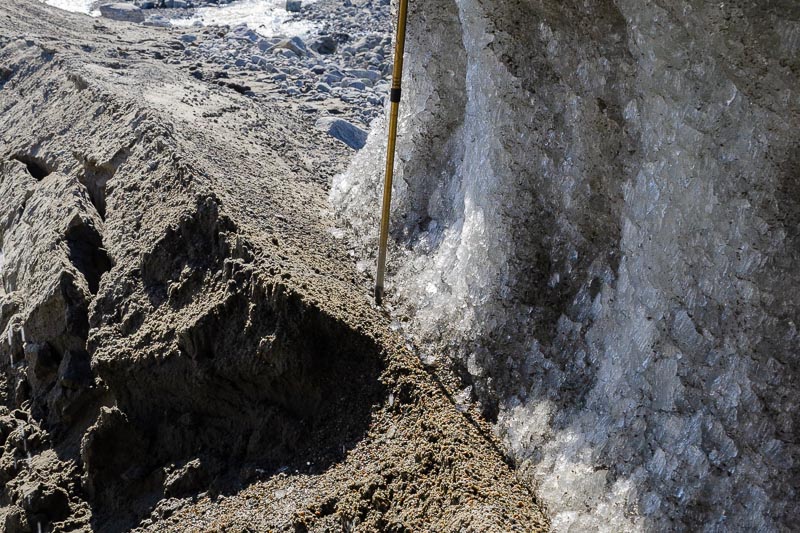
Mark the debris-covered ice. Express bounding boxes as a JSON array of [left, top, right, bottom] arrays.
[[332, 0, 800, 531]]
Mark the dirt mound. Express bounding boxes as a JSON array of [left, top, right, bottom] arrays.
[[0, 1, 547, 531]]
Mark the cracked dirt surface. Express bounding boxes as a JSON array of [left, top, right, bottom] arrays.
[[0, 2, 548, 531]]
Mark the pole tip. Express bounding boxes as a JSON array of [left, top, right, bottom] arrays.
[[374, 284, 384, 306]]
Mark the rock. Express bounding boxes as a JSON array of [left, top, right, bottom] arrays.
[[315, 82, 331, 93], [346, 68, 382, 83], [256, 38, 272, 52], [179, 34, 197, 43], [310, 35, 337, 55], [98, 3, 145, 23], [315, 117, 368, 150], [338, 89, 363, 103], [285, 0, 302, 12], [228, 24, 260, 43], [341, 78, 366, 90], [323, 72, 343, 85], [274, 36, 309, 57], [352, 34, 383, 52]]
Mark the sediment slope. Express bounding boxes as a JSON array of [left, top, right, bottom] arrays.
[[0, 2, 547, 531]]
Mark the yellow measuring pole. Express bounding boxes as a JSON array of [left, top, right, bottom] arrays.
[[375, 0, 410, 305]]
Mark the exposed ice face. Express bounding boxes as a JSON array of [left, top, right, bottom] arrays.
[[170, 0, 318, 37], [40, 0, 99, 16], [0, 249, 4, 279], [332, 0, 800, 531]]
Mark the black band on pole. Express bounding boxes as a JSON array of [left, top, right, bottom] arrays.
[[390, 88, 402, 103]]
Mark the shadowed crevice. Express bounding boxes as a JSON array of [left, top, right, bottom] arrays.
[[11, 153, 52, 181]]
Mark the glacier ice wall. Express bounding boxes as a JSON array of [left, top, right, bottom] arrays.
[[332, 0, 800, 531]]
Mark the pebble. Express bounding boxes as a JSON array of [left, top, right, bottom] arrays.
[[315, 117, 368, 150]]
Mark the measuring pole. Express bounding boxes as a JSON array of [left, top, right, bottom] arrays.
[[375, 0, 410, 305]]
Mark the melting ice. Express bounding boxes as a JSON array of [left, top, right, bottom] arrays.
[[331, 0, 800, 531], [170, 0, 318, 37], [40, 0, 98, 16]]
